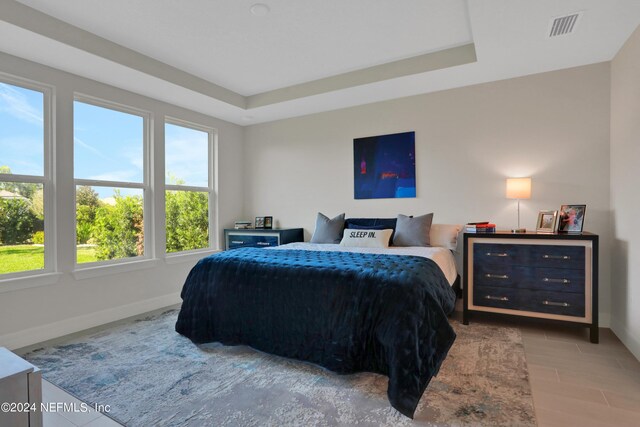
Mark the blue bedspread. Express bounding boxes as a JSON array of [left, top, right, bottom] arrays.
[[175, 248, 457, 418]]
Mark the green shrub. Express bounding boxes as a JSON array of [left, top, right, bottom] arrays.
[[32, 231, 45, 244], [92, 193, 143, 260], [0, 198, 38, 245], [166, 191, 209, 252], [75, 186, 100, 244]]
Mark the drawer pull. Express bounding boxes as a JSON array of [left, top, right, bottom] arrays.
[[542, 278, 571, 284], [543, 254, 571, 260], [486, 252, 508, 257], [542, 300, 570, 307], [484, 295, 509, 301], [256, 242, 271, 246], [485, 273, 509, 279], [231, 241, 244, 244]]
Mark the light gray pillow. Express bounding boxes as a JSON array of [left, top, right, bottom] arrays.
[[393, 213, 434, 247], [310, 212, 345, 244]]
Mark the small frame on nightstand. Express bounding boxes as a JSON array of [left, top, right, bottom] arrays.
[[536, 210, 558, 233]]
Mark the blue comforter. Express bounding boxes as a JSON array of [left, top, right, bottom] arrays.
[[176, 248, 457, 418]]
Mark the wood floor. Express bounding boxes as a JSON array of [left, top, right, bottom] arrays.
[[40, 306, 640, 427], [521, 323, 640, 427]]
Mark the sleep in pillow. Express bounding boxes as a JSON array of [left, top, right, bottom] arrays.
[[345, 217, 397, 243], [346, 224, 393, 245], [340, 229, 393, 248], [310, 212, 345, 244], [430, 224, 463, 251], [393, 213, 434, 247]]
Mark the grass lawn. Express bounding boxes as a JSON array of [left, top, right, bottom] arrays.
[[77, 246, 98, 264], [0, 245, 97, 274]]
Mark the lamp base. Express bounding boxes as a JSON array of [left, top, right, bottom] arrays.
[[512, 228, 527, 233]]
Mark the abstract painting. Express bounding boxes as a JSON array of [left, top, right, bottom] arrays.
[[353, 131, 416, 199]]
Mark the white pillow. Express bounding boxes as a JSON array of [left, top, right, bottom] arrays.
[[340, 229, 393, 248], [429, 224, 462, 251]]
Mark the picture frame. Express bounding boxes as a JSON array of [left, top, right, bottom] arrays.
[[536, 210, 558, 234], [263, 216, 273, 229], [557, 204, 587, 233], [255, 216, 265, 229], [353, 131, 416, 199]]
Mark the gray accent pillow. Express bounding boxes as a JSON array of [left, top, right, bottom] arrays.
[[393, 213, 434, 247], [310, 212, 345, 244]]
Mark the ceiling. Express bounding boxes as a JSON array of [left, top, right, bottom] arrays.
[[1, 0, 639, 125]]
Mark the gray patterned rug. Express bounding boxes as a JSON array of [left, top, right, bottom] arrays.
[[24, 309, 536, 426]]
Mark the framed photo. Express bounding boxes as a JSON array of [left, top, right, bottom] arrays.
[[263, 216, 273, 229], [536, 210, 558, 233], [558, 204, 586, 233], [255, 216, 265, 229]]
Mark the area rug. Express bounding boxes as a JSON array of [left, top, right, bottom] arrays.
[[24, 309, 536, 426]]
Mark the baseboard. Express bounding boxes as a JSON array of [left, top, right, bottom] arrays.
[[599, 312, 611, 328], [0, 293, 182, 350], [610, 317, 640, 361]]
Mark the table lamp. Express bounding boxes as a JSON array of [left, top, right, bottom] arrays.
[[506, 177, 531, 233]]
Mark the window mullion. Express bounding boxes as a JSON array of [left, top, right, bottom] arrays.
[[0, 174, 45, 184], [74, 179, 145, 189], [165, 184, 209, 193]]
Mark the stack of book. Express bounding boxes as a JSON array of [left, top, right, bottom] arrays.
[[465, 222, 496, 233], [234, 221, 253, 229]]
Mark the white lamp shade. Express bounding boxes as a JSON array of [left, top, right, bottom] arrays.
[[506, 177, 531, 199]]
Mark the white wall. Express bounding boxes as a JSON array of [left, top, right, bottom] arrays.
[[0, 52, 244, 349], [610, 25, 640, 359], [244, 63, 612, 325]]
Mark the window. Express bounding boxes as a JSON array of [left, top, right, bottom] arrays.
[[73, 97, 149, 265], [165, 120, 214, 253], [0, 78, 51, 277]]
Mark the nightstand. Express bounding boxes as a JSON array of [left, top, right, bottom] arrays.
[[0, 347, 43, 427], [463, 232, 599, 343], [224, 228, 304, 250]]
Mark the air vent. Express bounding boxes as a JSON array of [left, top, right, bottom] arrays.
[[548, 12, 581, 37]]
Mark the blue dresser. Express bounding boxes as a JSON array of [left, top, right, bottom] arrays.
[[224, 228, 304, 250], [463, 232, 599, 343]]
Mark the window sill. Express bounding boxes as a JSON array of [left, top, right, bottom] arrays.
[[0, 272, 63, 294], [164, 249, 221, 265], [73, 259, 161, 280]]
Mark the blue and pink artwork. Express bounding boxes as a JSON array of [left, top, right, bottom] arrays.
[[353, 131, 416, 199]]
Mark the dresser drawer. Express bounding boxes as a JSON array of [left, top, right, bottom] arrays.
[[474, 243, 526, 265], [473, 285, 520, 310], [474, 286, 585, 317], [526, 245, 585, 269], [523, 290, 585, 317], [474, 264, 585, 293], [474, 243, 585, 269], [227, 234, 279, 249]]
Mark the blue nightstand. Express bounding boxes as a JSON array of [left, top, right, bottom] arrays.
[[463, 231, 599, 343], [224, 228, 304, 250]]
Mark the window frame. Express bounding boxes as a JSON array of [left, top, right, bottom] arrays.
[[0, 73, 55, 281], [72, 94, 153, 269], [164, 117, 217, 256]]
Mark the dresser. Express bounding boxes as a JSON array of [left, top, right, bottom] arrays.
[[224, 228, 304, 250], [463, 232, 599, 343]]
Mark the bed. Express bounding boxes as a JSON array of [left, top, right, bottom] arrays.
[[176, 225, 458, 418]]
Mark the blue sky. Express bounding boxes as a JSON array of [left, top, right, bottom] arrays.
[[1, 81, 209, 199], [164, 123, 208, 187], [0, 82, 44, 176]]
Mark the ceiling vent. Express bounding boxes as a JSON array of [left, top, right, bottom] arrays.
[[548, 12, 582, 37]]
